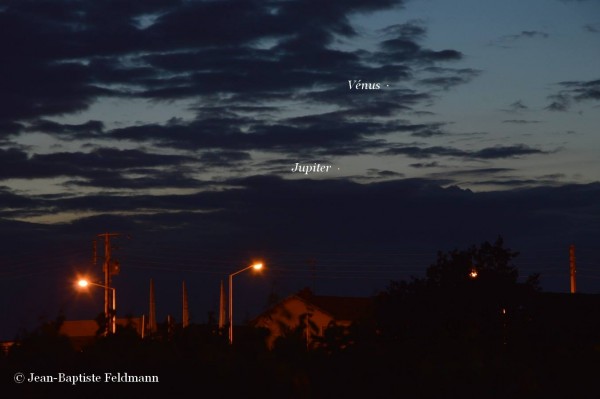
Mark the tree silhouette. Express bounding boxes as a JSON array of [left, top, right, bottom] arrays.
[[7, 314, 76, 373], [377, 237, 540, 345], [425, 236, 537, 291]]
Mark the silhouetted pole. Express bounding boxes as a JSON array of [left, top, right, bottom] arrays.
[[98, 232, 120, 335], [167, 314, 173, 337], [103, 234, 110, 334], [149, 278, 157, 333], [111, 287, 116, 333], [182, 281, 189, 328], [218, 280, 226, 329], [228, 274, 233, 343], [570, 244, 576, 294], [228, 263, 263, 344], [78, 279, 116, 333]]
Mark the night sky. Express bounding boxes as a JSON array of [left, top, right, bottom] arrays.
[[1, 0, 599, 340]]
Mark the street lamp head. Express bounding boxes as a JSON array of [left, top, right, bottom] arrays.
[[469, 268, 478, 279], [252, 262, 263, 271], [78, 279, 89, 287]]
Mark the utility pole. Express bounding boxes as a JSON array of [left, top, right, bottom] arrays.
[[182, 281, 189, 328], [570, 244, 576, 294], [97, 233, 120, 335], [218, 280, 226, 329], [149, 278, 157, 333], [93, 239, 97, 265]]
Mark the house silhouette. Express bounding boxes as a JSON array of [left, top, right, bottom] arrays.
[[252, 288, 372, 348]]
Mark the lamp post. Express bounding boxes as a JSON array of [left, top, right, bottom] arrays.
[[228, 262, 263, 344], [78, 279, 117, 334]]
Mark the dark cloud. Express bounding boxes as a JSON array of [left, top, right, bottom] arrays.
[[378, 21, 427, 40], [64, 172, 207, 190], [503, 100, 529, 113], [199, 151, 252, 167], [255, 158, 299, 170], [300, 87, 428, 112], [0, 186, 39, 210], [539, 173, 566, 180], [2, 177, 598, 261], [468, 179, 559, 187], [546, 93, 572, 112], [0, 61, 113, 123], [474, 145, 550, 159], [381, 145, 463, 158], [466, 172, 567, 187], [0, 175, 459, 222], [490, 30, 549, 47], [418, 68, 481, 90], [366, 168, 404, 178], [418, 76, 473, 90], [421, 168, 564, 189], [0, 147, 195, 181], [422, 170, 568, 189], [545, 101, 568, 112], [545, 79, 600, 111], [502, 120, 542, 124], [37, 147, 194, 171], [514, 30, 549, 39], [559, 79, 600, 101], [377, 36, 463, 64], [26, 119, 105, 138], [0, 121, 25, 137], [399, 123, 448, 137], [584, 23, 599, 33], [409, 161, 440, 168], [107, 115, 452, 156], [429, 168, 515, 178], [381, 144, 550, 159]]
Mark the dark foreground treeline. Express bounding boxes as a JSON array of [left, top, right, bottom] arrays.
[[2, 238, 600, 398]]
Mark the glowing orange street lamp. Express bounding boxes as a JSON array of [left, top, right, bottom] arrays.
[[469, 267, 478, 279], [229, 262, 263, 344], [77, 278, 117, 334]]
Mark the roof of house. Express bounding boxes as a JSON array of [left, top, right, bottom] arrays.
[[253, 288, 373, 324], [296, 288, 373, 321]]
